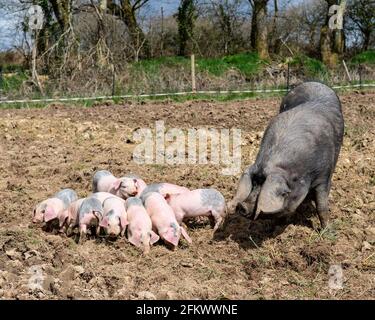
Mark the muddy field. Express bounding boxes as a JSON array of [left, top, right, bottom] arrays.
[[0, 92, 374, 300]]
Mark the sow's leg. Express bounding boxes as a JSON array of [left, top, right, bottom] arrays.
[[314, 184, 331, 229]]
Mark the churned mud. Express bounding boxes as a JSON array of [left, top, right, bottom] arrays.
[[0, 92, 374, 300]]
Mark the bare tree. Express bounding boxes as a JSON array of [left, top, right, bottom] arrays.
[[347, 0, 375, 51], [207, 0, 245, 55], [107, 0, 151, 59], [90, 0, 111, 67], [177, 0, 197, 56], [49, 0, 73, 32]]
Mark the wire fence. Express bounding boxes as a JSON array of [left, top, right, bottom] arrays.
[[1, 84, 375, 105]]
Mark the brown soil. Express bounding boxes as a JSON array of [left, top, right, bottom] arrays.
[[0, 92, 374, 300]]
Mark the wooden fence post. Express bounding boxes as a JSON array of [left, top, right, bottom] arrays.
[[359, 64, 363, 90], [111, 64, 116, 96], [0, 65, 3, 90], [191, 54, 196, 93], [285, 57, 292, 91], [342, 60, 352, 82]]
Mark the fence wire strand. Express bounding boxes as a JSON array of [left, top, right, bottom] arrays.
[[0, 83, 374, 105]]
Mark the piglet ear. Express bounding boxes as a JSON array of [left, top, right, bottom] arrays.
[[133, 179, 140, 194], [112, 179, 122, 191], [163, 228, 179, 247], [149, 231, 160, 245], [99, 217, 109, 228], [128, 235, 141, 248], [119, 215, 129, 229], [93, 210, 103, 221], [44, 207, 58, 222], [180, 226, 192, 244]]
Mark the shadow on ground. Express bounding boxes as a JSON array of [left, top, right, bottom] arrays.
[[213, 199, 319, 249]]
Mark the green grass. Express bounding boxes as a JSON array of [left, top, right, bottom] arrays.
[[0, 72, 28, 93], [197, 52, 263, 77], [0, 63, 26, 73], [131, 52, 263, 78], [130, 91, 283, 103], [290, 54, 328, 78], [351, 50, 375, 65], [132, 56, 190, 74]]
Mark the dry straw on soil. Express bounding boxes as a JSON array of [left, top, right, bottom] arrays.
[[0, 92, 374, 299]]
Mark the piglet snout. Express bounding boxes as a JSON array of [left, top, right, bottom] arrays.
[[109, 232, 117, 238]]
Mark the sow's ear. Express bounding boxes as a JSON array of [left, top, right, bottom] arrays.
[[229, 164, 256, 211], [255, 175, 289, 220]]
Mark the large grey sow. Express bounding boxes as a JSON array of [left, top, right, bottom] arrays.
[[229, 81, 344, 228]]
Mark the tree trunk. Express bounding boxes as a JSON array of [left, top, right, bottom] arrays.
[[218, 4, 232, 55], [121, 0, 150, 59], [334, 28, 345, 55], [320, 25, 338, 67], [177, 0, 196, 57], [35, 1, 54, 72], [250, 0, 270, 60], [256, 1, 270, 59], [37, 27, 50, 55], [250, 3, 257, 49], [49, 0, 71, 32], [333, 0, 346, 55], [31, 31, 44, 95], [362, 30, 371, 50], [96, 0, 109, 67], [271, 0, 280, 54], [320, 0, 346, 67], [100, 0, 107, 11]]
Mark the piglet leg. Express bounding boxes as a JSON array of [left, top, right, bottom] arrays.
[[78, 224, 87, 244], [213, 215, 223, 232]]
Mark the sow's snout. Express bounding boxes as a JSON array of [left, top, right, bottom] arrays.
[[236, 202, 256, 220], [236, 201, 288, 221]]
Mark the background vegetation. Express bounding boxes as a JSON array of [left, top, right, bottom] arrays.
[[0, 0, 374, 100]]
